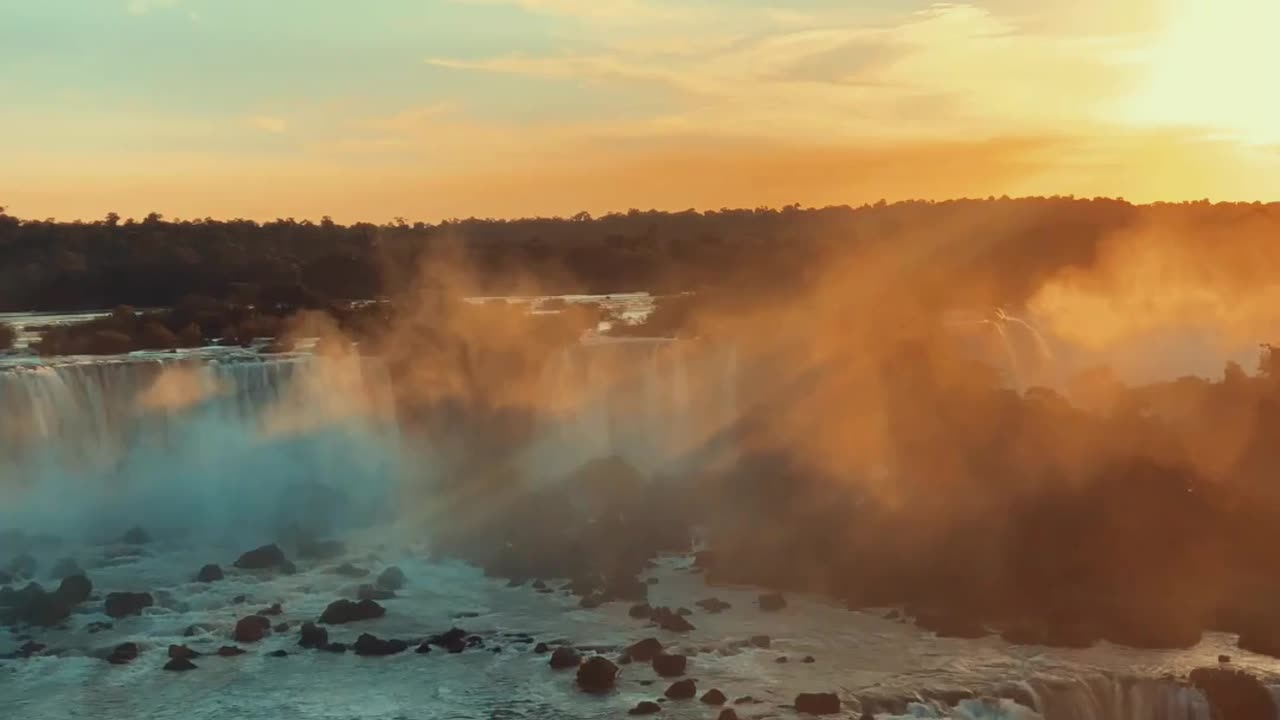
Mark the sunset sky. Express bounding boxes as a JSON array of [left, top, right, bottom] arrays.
[[3, 0, 1278, 221]]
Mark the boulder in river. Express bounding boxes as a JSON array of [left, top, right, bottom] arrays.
[[168, 645, 199, 660], [629, 701, 662, 715], [696, 598, 732, 613], [195, 564, 224, 583], [629, 603, 653, 619], [233, 544, 289, 571], [233, 615, 271, 643], [104, 591, 153, 619], [718, 710, 740, 720], [550, 646, 582, 669], [55, 574, 92, 605], [795, 693, 841, 715], [165, 657, 197, 671], [652, 652, 687, 677], [353, 633, 409, 656], [576, 656, 619, 692], [216, 646, 245, 657], [376, 566, 406, 590], [702, 689, 728, 705], [651, 606, 695, 632], [665, 679, 697, 699], [107, 642, 140, 665], [319, 598, 385, 625], [298, 622, 329, 649], [626, 638, 664, 662]]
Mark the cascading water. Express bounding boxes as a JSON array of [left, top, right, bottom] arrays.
[[0, 352, 401, 542]]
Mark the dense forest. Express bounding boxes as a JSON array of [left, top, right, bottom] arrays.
[[5, 197, 1276, 313]]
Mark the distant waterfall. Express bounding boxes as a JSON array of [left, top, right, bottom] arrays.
[[0, 354, 401, 541]]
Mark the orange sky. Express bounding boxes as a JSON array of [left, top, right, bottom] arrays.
[[3, 0, 1278, 221]]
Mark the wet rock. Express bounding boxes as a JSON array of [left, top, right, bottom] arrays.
[[576, 656, 619, 692], [651, 607, 695, 633], [8, 554, 37, 579], [195, 564, 224, 583], [108, 642, 140, 665], [532, 580, 547, 590], [652, 652, 687, 677], [274, 622, 289, 632], [168, 645, 199, 660], [718, 709, 740, 720], [319, 598, 385, 624], [333, 563, 369, 578], [534, 642, 550, 654], [104, 591, 153, 619], [233, 615, 271, 643], [427, 627, 469, 653], [259, 602, 283, 617], [795, 693, 841, 715], [665, 679, 697, 700], [376, 566, 406, 590], [626, 638, 664, 662], [749, 635, 771, 649], [803, 656, 816, 663], [733, 696, 758, 705], [415, 642, 432, 654], [87, 621, 113, 634], [776, 656, 789, 664], [55, 574, 92, 605], [1189, 667, 1274, 720], [550, 646, 582, 669], [358, 584, 395, 601], [48, 557, 81, 580], [322, 642, 348, 653], [1220, 654, 1232, 663], [299, 622, 329, 649], [164, 657, 197, 671], [758, 593, 787, 612], [629, 701, 662, 715], [629, 603, 653, 619], [578, 594, 603, 609], [232, 595, 247, 605], [702, 689, 727, 705], [296, 538, 345, 561], [122, 527, 151, 545], [267, 650, 289, 658], [696, 598, 731, 613], [183, 623, 215, 637], [233, 544, 289, 571], [354, 633, 409, 656], [216, 646, 245, 657]]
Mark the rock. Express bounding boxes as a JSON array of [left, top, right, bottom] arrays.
[[195, 564, 224, 582], [48, 557, 81, 580], [333, 563, 369, 578], [5, 583, 72, 627], [216, 646, 245, 657], [576, 656, 619, 692], [665, 679, 697, 700], [319, 598, 385, 624], [652, 652, 687, 677], [164, 657, 197, 671], [415, 642, 432, 654], [274, 622, 289, 633], [627, 638, 664, 662], [87, 621, 113, 634], [259, 602, 283, 617], [104, 592, 153, 619], [1189, 667, 1275, 720], [534, 642, 550, 654], [1220, 654, 1232, 663], [776, 656, 789, 664], [651, 607, 695, 632], [802, 656, 816, 663], [718, 710, 739, 720], [579, 594, 603, 609], [108, 642, 140, 665], [233, 544, 289, 571], [428, 628, 469, 653], [280, 561, 297, 575], [232, 595, 247, 605], [733, 696, 758, 705], [296, 538, 345, 560], [795, 693, 841, 715], [233, 615, 271, 643], [168, 645, 199, 659], [696, 598, 731, 613], [758, 593, 787, 612], [532, 580, 547, 590], [122, 527, 151, 545], [629, 603, 653, 619], [749, 635, 771, 649], [322, 642, 348, 653], [267, 650, 289, 657], [357, 584, 396, 601], [299, 622, 329, 649], [8, 554, 37, 579], [354, 633, 409, 656], [55, 574, 91, 605], [16, 640, 46, 658], [702, 689, 727, 705], [629, 701, 662, 715], [550, 646, 582, 669], [376, 566, 406, 590]]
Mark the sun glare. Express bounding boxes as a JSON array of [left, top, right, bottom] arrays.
[[1119, 0, 1280, 145]]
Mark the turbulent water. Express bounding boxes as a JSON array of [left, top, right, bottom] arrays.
[[2, 321, 1280, 719]]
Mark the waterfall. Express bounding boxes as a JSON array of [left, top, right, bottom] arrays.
[[0, 354, 401, 542]]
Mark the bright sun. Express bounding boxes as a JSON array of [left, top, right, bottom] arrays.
[[1119, 0, 1280, 145]]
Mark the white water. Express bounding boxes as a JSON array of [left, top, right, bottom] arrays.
[[3, 335, 1280, 719]]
